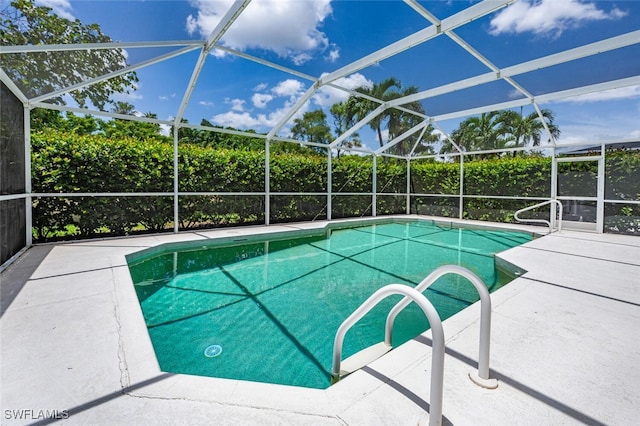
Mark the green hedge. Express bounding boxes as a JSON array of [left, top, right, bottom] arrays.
[[30, 130, 640, 241], [604, 149, 640, 234]]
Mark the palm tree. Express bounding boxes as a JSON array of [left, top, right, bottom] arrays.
[[499, 108, 560, 147], [439, 124, 469, 154], [440, 111, 512, 159], [385, 85, 433, 156], [387, 85, 423, 137], [347, 78, 433, 156], [111, 101, 135, 115], [346, 77, 402, 148], [463, 111, 509, 152]]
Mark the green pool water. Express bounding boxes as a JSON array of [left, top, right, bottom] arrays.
[[127, 220, 531, 389]]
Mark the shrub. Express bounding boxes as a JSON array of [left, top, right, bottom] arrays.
[[31, 130, 640, 241]]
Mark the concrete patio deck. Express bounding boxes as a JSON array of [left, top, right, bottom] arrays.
[[1, 216, 639, 425]]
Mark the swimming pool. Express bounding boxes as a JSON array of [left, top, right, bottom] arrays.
[[126, 219, 531, 389]]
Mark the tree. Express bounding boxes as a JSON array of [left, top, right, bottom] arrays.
[[100, 104, 166, 141], [347, 78, 432, 156], [0, 0, 138, 110], [440, 108, 561, 158], [439, 125, 471, 159], [173, 119, 264, 150], [29, 108, 66, 131], [329, 101, 361, 157], [100, 113, 168, 141], [347, 77, 402, 148], [393, 122, 439, 156], [65, 112, 99, 135], [30, 109, 99, 135], [439, 111, 507, 158], [111, 101, 136, 116], [385, 85, 434, 156], [499, 108, 560, 147], [448, 111, 515, 157], [290, 109, 332, 154]]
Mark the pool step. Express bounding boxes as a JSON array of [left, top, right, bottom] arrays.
[[339, 342, 392, 377]]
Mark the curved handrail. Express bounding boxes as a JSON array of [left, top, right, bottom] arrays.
[[331, 284, 445, 426], [385, 265, 493, 384], [514, 199, 563, 233]]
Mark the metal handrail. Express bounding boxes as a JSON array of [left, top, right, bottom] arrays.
[[385, 265, 496, 388], [331, 284, 445, 426], [514, 199, 563, 233]]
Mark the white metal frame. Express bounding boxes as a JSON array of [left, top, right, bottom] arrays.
[[2, 0, 637, 159], [555, 154, 605, 233]]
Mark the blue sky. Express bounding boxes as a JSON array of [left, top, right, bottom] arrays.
[[27, 0, 640, 149]]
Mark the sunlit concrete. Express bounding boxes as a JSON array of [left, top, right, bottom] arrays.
[[1, 216, 639, 425]]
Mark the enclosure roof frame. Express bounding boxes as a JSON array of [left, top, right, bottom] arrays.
[[0, 0, 638, 157]]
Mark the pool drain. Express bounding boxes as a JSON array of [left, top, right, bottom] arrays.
[[204, 344, 222, 358]]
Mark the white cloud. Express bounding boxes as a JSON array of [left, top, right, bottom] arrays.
[[211, 78, 310, 131], [550, 87, 640, 142], [159, 93, 177, 101], [380, 128, 389, 145], [552, 96, 640, 144], [226, 98, 245, 112], [326, 48, 340, 63], [253, 82, 269, 92], [112, 91, 143, 103], [159, 122, 172, 137], [312, 73, 373, 108], [556, 122, 637, 145], [489, 0, 627, 37], [558, 85, 640, 103], [212, 111, 263, 128], [262, 106, 299, 129], [252, 93, 273, 109], [272, 79, 305, 98], [198, 100, 214, 107], [185, 13, 198, 35], [291, 53, 313, 66], [507, 89, 525, 100], [36, 0, 75, 20], [186, 0, 333, 64], [211, 74, 375, 132], [431, 127, 447, 140], [212, 106, 296, 129]]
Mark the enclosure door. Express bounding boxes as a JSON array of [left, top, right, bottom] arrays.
[[556, 156, 603, 232]]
